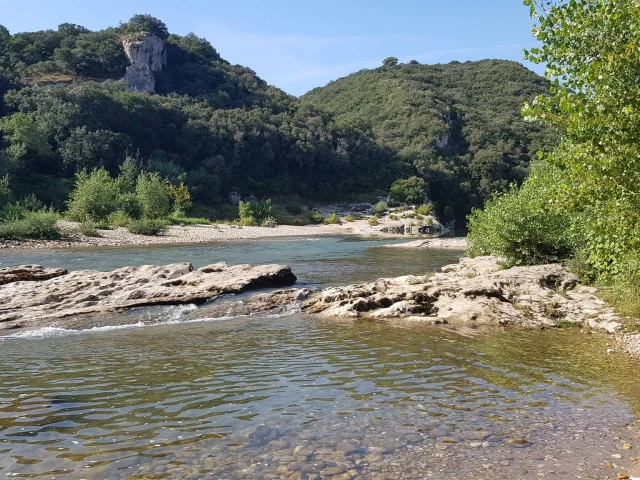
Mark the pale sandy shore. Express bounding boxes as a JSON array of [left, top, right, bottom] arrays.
[[0, 222, 349, 250]]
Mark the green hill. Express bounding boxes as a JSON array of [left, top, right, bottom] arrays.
[[0, 16, 553, 223], [302, 59, 555, 221]]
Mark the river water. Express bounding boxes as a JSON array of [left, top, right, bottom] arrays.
[[0, 236, 639, 479]]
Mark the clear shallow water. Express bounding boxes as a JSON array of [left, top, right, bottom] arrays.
[[0, 238, 639, 479], [0, 236, 462, 287]]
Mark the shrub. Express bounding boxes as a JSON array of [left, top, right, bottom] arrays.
[[239, 199, 275, 225], [373, 202, 388, 216], [344, 215, 355, 222], [389, 214, 398, 221], [78, 222, 102, 237], [261, 216, 278, 228], [467, 179, 573, 267], [601, 253, 640, 319], [239, 216, 257, 226], [0, 174, 12, 207], [167, 216, 211, 226], [324, 212, 341, 224], [169, 182, 192, 216], [0, 203, 28, 222], [67, 169, 119, 222], [389, 176, 427, 205], [0, 210, 61, 240], [416, 203, 433, 216], [108, 210, 132, 227], [127, 219, 168, 236], [369, 217, 380, 226], [309, 210, 324, 224], [115, 192, 141, 219], [136, 173, 171, 219]]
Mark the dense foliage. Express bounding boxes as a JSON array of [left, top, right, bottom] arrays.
[[303, 60, 556, 222], [468, 0, 640, 316], [0, 14, 552, 225]]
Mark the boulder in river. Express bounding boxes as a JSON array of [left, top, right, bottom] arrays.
[[0, 262, 296, 328]]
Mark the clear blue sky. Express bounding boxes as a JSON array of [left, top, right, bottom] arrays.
[[1, 0, 543, 96]]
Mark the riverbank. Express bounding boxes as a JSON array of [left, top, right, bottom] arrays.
[[0, 215, 448, 250]]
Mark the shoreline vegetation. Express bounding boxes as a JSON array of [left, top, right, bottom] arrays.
[[0, 202, 449, 250]]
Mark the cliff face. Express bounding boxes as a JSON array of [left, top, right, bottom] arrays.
[[122, 34, 167, 93]]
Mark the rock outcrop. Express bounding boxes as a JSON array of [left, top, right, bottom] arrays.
[[0, 262, 296, 327], [382, 238, 468, 249], [300, 256, 622, 332], [122, 34, 167, 93], [0, 265, 68, 286]]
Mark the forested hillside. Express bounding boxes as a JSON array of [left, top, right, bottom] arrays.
[[302, 59, 556, 221], [0, 15, 551, 222]]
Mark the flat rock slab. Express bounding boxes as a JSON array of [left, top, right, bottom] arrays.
[[0, 262, 296, 327], [382, 238, 468, 249], [0, 265, 68, 285]]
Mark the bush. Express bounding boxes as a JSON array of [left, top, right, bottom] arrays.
[[67, 169, 119, 222], [78, 222, 102, 237], [239, 199, 275, 225], [389, 176, 427, 205], [0, 175, 12, 207], [127, 219, 168, 236], [167, 216, 211, 226], [108, 210, 132, 227], [0, 203, 28, 222], [369, 217, 380, 226], [169, 182, 192, 216], [0, 211, 61, 240], [115, 192, 141, 219], [344, 215, 355, 222], [373, 202, 388, 216], [467, 178, 573, 267], [261, 216, 278, 228], [136, 173, 171, 219], [389, 214, 398, 221], [416, 203, 433, 216], [309, 210, 324, 224], [324, 212, 341, 224], [603, 254, 640, 319], [238, 216, 257, 226]]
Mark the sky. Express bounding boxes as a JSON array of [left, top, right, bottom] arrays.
[[0, 0, 543, 96]]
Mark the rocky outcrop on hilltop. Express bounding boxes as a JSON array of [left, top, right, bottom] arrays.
[[301, 256, 622, 333], [122, 34, 167, 92], [0, 262, 296, 328]]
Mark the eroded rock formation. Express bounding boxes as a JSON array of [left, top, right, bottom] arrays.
[[300, 256, 622, 332], [0, 262, 296, 327], [0, 265, 68, 285], [122, 34, 167, 93]]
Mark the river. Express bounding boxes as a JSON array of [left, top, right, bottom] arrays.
[[0, 236, 638, 479]]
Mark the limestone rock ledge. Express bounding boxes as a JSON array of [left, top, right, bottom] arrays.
[[0, 262, 296, 327], [300, 256, 622, 333], [0, 265, 68, 285]]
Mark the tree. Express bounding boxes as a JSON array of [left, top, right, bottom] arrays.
[[119, 14, 169, 40], [136, 172, 171, 219], [522, 0, 640, 279], [67, 168, 119, 222], [389, 176, 427, 205], [382, 57, 399, 67]]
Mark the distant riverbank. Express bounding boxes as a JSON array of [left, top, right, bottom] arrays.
[[0, 219, 447, 250]]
